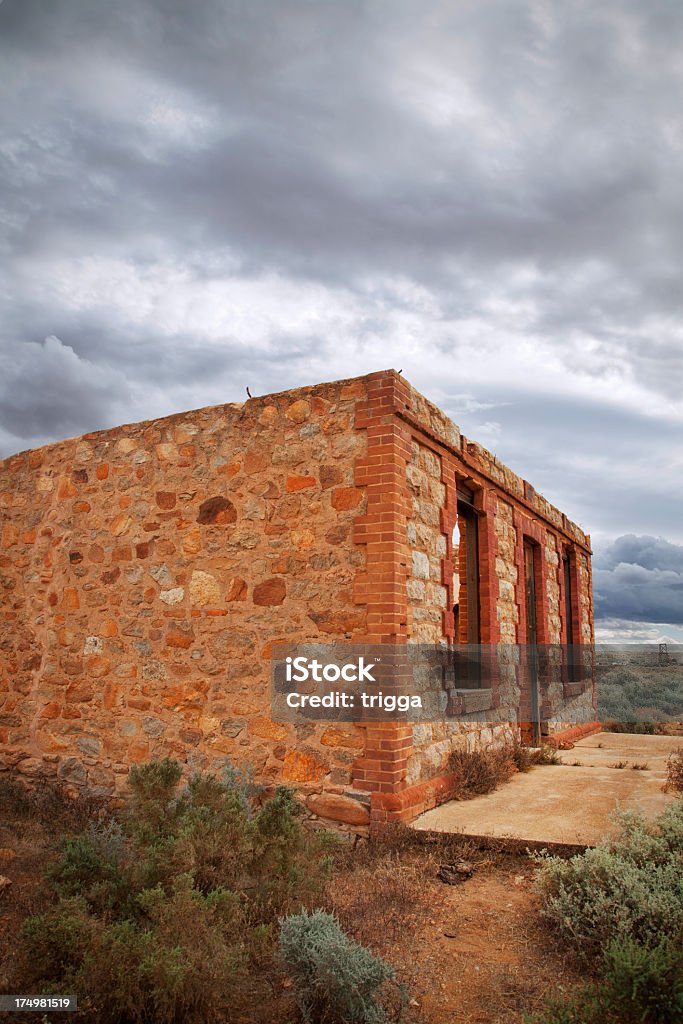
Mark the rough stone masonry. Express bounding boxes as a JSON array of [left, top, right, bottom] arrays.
[[0, 370, 595, 829]]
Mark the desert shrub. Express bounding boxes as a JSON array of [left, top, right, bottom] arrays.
[[665, 749, 683, 793], [15, 759, 337, 1021], [448, 739, 561, 798], [23, 877, 245, 1024], [50, 824, 130, 916], [534, 801, 683, 961], [525, 937, 683, 1024], [21, 897, 95, 984], [280, 909, 396, 1024], [600, 934, 683, 1024], [121, 762, 331, 917], [511, 741, 534, 772], [126, 757, 184, 840]]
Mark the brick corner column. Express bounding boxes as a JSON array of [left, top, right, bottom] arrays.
[[350, 372, 414, 812]]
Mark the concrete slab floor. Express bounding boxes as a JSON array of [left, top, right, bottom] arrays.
[[411, 732, 683, 847]]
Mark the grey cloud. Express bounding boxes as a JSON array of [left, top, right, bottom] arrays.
[[593, 535, 683, 624], [595, 535, 683, 574], [0, 335, 130, 448]]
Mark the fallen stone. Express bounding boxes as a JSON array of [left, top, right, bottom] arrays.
[[306, 793, 370, 825]]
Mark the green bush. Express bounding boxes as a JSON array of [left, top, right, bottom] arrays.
[[525, 937, 683, 1024], [49, 826, 130, 916], [280, 909, 395, 1024], [600, 934, 683, 1024], [534, 801, 683, 961], [16, 759, 339, 1022], [23, 880, 245, 1024]]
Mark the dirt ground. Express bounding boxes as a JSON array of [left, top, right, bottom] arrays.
[[328, 836, 583, 1024], [0, 791, 584, 1024]]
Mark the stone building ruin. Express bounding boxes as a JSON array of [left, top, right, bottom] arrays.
[[0, 370, 596, 828]]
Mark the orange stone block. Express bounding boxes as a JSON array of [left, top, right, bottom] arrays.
[[128, 740, 150, 763], [40, 702, 61, 720], [86, 655, 112, 678], [96, 463, 109, 480], [331, 487, 363, 510], [156, 491, 177, 509], [62, 587, 80, 610], [103, 682, 119, 709], [306, 792, 369, 825], [245, 448, 270, 473], [248, 717, 288, 741], [311, 396, 329, 416], [282, 750, 327, 783], [166, 629, 194, 649], [340, 380, 364, 399], [111, 513, 132, 537], [285, 475, 316, 492], [73, 501, 91, 513], [226, 577, 247, 601], [1, 524, 18, 549], [259, 405, 278, 426], [320, 727, 364, 750], [253, 577, 286, 606], [284, 399, 310, 423], [182, 527, 202, 555], [57, 478, 77, 499]]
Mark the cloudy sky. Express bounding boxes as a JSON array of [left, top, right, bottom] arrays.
[[1, 0, 682, 641]]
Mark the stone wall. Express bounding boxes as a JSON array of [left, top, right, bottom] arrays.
[[392, 377, 595, 790], [406, 439, 447, 644], [0, 378, 370, 811]]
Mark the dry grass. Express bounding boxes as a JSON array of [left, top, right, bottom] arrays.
[[0, 776, 110, 833], [446, 742, 564, 803], [448, 745, 519, 798]]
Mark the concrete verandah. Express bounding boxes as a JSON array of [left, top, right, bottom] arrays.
[[411, 732, 681, 847]]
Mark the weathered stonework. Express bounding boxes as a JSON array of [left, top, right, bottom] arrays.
[[0, 370, 594, 827]]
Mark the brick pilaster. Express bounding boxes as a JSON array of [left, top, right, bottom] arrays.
[[351, 371, 414, 795]]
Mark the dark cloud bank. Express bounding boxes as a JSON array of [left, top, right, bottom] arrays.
[[1, 1, 682, 637], [594, 536, 683, 632]]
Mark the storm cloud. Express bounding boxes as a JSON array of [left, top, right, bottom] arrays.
[[1, 1, 682, 638], [594, 536, 683, 638]]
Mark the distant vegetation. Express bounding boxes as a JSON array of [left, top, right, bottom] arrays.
[[597, 665, 683, 732]]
